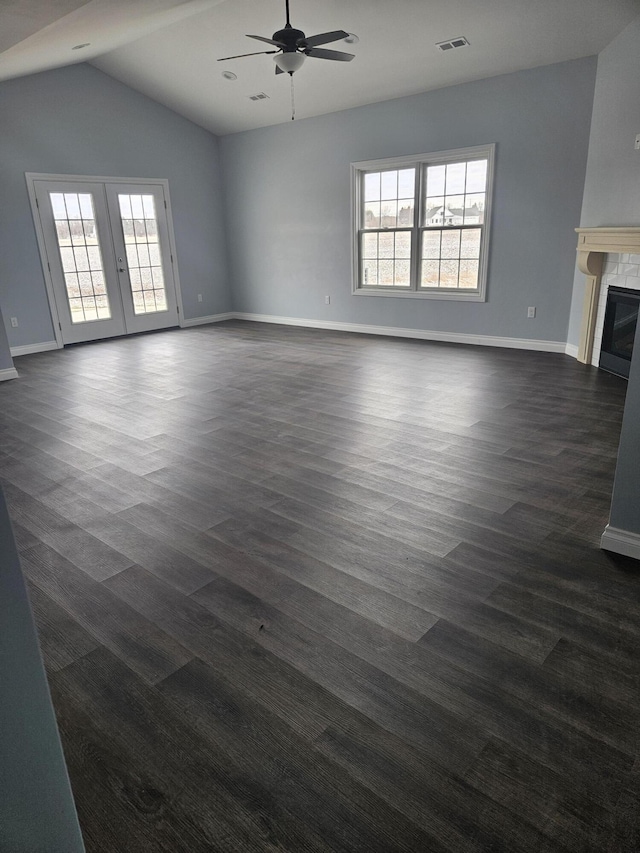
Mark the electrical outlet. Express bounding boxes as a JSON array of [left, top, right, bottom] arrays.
[[635, 133, 640, 151], [325, 295, 330, 305], [197, 294, 203, 303], [10, 317, 18, 327], [527, 307, 536, 319]]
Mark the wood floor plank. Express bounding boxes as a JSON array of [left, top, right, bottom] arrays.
[[3, 481, 134, 580], [208, 514, 437, 640], [486, 582, 640, 675], [21, 543, 194, 684], [84, 461, 234, 530], [221, 504, 497, 614], [419, 619, 640, 757], [157, 658, 447, 853], [1, 321, 636, 852], [51, 648, 332, 853], [83, 514, 217, 594], [115, 501, 304, 605], [190, 574, 488, 772], [25, 578, 100, 674], [463, 738, 619, 852], [103, 564, 349, 741], [316, 716, 566, 853], [48, 685, 216, 853]]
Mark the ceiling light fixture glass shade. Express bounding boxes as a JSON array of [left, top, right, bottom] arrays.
[[274, 52, 305, 74]]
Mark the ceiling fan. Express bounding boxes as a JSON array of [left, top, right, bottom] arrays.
[[217, 0, 355, 75]]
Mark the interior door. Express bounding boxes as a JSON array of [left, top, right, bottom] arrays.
[[33, 181, 127, 345], [33, 178, 180, 345], [106, 183, 180, 334]]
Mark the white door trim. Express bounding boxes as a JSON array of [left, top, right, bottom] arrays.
[[25, 173, 186, 344]]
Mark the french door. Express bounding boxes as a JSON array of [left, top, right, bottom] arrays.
[[32, 178, 180, 345]]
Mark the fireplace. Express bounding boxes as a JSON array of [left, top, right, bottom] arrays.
[[599, 287, 640, 378], [574, 228, 640, 365]]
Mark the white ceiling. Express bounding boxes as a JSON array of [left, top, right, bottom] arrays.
[[1, 0, 639, 135]]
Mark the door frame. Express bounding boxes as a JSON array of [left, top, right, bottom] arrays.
[[26, 172, 186, 349]]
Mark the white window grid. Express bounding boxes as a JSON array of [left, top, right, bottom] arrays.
[[351, 144, 495, 302]]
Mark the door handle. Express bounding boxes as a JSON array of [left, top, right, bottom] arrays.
[[118, 267, 127, 272]]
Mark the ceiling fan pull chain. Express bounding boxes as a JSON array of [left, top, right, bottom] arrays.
[[290, 74, 296, 120]]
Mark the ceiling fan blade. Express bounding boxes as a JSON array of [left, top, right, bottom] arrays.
[[275, 64, 284, 75], [305, 47, 354, 62], [302, 30, 350, 48], [247, 34, 285, 47], [218, 50, 278, 61]]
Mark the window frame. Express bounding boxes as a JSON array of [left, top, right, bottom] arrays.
[[351, 144, 495, 302]]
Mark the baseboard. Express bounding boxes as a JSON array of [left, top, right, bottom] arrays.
[[0, 367, 19, 381], [600, 525, 640, 560], [233, 313, 567, 353], [10, 341, 59, 357], [5, 319, 571, 357], [181, 312, 235, 328]]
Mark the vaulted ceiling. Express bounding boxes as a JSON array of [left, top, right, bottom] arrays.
[[1, 0, 639, 135]]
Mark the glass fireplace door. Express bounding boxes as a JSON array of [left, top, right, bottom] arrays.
[[600, 287, 640, 379]]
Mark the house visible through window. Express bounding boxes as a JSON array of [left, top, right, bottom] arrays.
[[352, 144, 495, 301]]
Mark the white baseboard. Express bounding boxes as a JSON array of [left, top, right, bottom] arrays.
[[565, 343, 579, 358], [233, 312, 567, 353], [7, 318, 571, 358], [181, 312, 235, 328], [10, 341, 59, 357], [0, 366, 19, 381], [600, 525, 640, 560]]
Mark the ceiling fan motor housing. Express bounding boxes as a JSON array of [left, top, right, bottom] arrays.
[[273, 27, 306, 51]]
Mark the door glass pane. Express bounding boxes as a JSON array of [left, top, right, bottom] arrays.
[[49, 192, 112, 323], [118, 194, 168, 315]]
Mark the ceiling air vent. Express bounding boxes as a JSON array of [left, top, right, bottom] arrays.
[[436, 36, 470, 51], [249, 92, 269, 101]]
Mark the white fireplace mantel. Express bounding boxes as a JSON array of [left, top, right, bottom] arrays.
[[576, 227, 640, 364]]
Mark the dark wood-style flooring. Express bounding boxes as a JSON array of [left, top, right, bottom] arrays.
[[1, 321, 639, 852]]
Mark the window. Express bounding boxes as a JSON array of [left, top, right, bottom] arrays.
[[352, 144, 495, 301]]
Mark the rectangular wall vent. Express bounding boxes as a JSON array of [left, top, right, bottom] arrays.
[[249, 92, 269, 101], [436, 36, 470, 51]]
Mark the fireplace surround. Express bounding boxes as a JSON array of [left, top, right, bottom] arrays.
[[575, 227, 640, 364]]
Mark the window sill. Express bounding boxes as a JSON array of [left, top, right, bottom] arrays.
[[353, 286, 486, 302]]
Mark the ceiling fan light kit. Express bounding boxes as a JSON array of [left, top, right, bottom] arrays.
[[217, 0, 356, 121], [274, 52, 305, 74], [218, 0, 355, 77]]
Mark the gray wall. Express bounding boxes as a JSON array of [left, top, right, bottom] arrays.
[[0, 306, 15, 371], [609, 328, 640, 535], [0, 63, 231, 350], [567, 15, 640, 347], [575, 14, 640, 539], [219, 57, 596, 344], [0, 486, 85, 852]]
